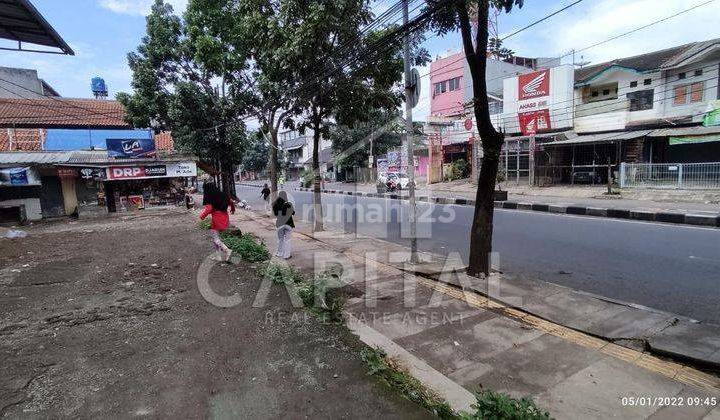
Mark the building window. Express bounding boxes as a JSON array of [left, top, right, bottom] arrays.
[[674, 85, 688, 105], [694, 69, 703, 77], [678, 72, 686, 80], [674, 82, 704, 105], [691, 82, 704, 102], [448, 77, 461, 91], [591, 91, 599, 97], [627, 89, 654, 111], [630, 81, 638, 88], [434, 81, 448, 95], [643, 78, 652, 85], [602, 89, 610, 95]]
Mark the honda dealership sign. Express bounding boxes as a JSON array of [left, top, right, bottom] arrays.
[[501, 65, 575, 135], [518, 69, 550, 100]]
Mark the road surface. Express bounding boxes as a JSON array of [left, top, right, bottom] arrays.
[[238, 185, 720, 324]]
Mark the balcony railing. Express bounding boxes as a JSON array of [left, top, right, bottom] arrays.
[[575, 98, 629, 118]]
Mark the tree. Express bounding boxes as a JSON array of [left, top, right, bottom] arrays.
[[118, 0, 248, 193], [285, 1, 429, 231], [487, 37, 514, 60], [242, 132, 271, 174], [427, 0, 523, 276]]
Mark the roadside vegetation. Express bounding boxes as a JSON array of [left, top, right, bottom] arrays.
[[360, 347, 456, 419], [198, 220, 270, 262]]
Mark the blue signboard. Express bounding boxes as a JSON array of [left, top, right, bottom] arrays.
[[0, 167, 41, 186], [106, 138, 156, 158]]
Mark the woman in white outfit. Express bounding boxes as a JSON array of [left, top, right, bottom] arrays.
[[272, 191, 294, 259]]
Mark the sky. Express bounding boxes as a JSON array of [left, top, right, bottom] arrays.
[[1, 0, 720, 122]]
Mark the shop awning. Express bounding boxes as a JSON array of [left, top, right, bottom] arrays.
[[0, 0, 74, 55], [649, 125, 720, 137], [669, 135, 720, 145], [543, 130, 653, 147]]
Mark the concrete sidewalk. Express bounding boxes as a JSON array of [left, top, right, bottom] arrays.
[[232, 209, 720, 419]]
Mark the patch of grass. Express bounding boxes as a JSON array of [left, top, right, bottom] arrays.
[[198, 218, 211, 230], [360, 347, 456, 419], [459, 390, 552, 420], [264, 263, 304, 284], [296, 269, 345, 323], [220, 233, 270, 262]]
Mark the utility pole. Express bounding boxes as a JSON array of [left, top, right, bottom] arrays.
[[402, 0, 418, 263]]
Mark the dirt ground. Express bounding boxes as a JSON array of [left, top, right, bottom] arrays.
[[0, 209, 429, 419]]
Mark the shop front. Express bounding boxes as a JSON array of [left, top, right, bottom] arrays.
[[60, 159, 197, 216]]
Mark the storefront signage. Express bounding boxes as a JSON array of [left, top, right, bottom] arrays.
[[106, 138, 156, 159], [0, 167, 41, 186], [518, 69, 550, 100], [518, 109, 551, 135], [57, 168, 77, 178], [107, 162, 197, 180], [79, 168, 108, 180], [166, 162, 197, 177]]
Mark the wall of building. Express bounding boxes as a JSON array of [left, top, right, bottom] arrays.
[[44, 129, 153, 151], [0, 185, 43, 221], [0, 67, 45, 99], [430, 52, 465, 117], [661, 60, 720, 121]]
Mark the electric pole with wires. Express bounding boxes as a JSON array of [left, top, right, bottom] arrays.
[[402, 0, 419, 263]]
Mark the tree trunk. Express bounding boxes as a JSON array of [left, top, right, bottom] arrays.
[[312, 119, 324, 232], [457, 0, 504, 276], [269, 128, 278, 198]]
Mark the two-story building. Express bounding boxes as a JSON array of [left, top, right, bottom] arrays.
[[426, 50, 560, 182], [429, 37, 720, 189], [278, 129, 333, 181]]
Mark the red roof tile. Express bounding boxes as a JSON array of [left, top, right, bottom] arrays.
[[0, 128, 45, 151], [0, 98, 130, 129], [154, 131, 174, 151]]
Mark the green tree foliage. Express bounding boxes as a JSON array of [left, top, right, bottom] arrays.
[[117, 0, 249, 192], [487, 37, 514, 60], [329, 109, 403, 169], [279, 0, 429, 231]]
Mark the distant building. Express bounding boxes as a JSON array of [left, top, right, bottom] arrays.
[[0, 96, 188, 223], [278, 129, 331, 180], [0, 67, 60, 99], [426, 38, 720, 188]]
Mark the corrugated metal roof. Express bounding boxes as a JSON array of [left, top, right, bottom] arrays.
[[65, 150, 196, 165], [649, 125, 720, 137], [0, 151, 70, 164], [0, 0, 74, 55], [281, 136, 308, 150], [544, 130, 653, 146]]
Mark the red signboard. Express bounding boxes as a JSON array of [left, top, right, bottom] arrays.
[[464, 118, 473, 131], [518, 69, 550, 100], [57, 168, 77, 178], [518, 109, 551, 135]]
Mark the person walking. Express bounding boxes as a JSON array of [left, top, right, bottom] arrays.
[[200, 183, 233, 262], [272, 191, 295, 259], [261, 183, 271, 213]]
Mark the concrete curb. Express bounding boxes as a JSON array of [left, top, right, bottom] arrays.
[[293, 187, 720, 228]]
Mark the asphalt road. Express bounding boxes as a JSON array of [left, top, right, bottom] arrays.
[[239, 185, 720, 324]]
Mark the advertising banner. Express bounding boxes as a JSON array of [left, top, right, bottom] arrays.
[[518, 109, 551, 135], [0, 167, 41, 186], [107, 162, 196, 181], [79, 167, 108, 180], [518, 69, 550, 100], [166, 162, 197, 177], [106, 138, 156, 158]]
